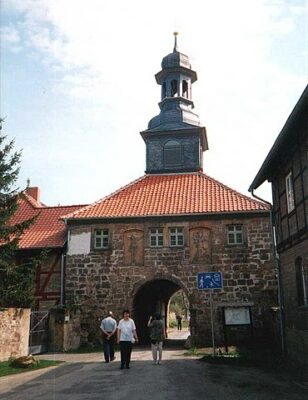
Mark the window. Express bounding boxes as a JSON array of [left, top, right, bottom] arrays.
[[94, 229, 109, 249], [295, 257, 308, 306], [169, 227, 184, 247], [227, 225, 244, 245], [149, 228, 163, 247], [182, 80, 188, 98], [162, 83, 166, 99], [171, 79, 178, 97], [285, 172, 295, 213], [164, 140, 182, 167]]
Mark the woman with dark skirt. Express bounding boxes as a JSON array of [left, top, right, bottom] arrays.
[[117, 310, 138, 369]]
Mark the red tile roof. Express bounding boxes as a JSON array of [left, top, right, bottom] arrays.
[[64, 173, 269, 220], [9, 193, 86, 249]]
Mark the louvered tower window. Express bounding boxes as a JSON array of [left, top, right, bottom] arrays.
[[164, 140, 182, 167]]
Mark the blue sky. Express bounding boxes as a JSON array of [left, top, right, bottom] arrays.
[[1, 0, 307, 205]]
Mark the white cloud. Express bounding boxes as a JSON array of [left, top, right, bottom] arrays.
[[1, 25, 20, 43], [2, 0, 307, 205]]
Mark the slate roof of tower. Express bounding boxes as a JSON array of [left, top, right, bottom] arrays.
[[9, 192, 86, 249], [63, 173, 269, 221]]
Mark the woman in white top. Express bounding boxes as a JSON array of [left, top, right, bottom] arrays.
[[117, 309, 138, 369]]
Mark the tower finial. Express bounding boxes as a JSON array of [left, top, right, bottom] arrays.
[[173, 31, 179, 52], [27, 178, 30, 188]]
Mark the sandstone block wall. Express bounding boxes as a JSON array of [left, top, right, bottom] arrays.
[[49, 309, 81, 352], [65, 215, 277, 346], [0, 308, 30, 361]]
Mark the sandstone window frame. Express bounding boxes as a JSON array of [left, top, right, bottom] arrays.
[[93, 229, 109, 250], [169, 227, 184, 247], [149, 227, 164, 247], [295, 257, 308, 307], [227, 225, 244, 245]]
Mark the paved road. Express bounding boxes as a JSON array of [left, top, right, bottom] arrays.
[[0, 348, 305, 400]]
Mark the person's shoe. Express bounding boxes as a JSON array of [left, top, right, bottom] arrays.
[[126, 365, 130, 369], [110, 356, 116, 361], [105, 360, 109, 363]]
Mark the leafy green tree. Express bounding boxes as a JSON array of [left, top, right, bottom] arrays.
[[0, 118, 37, 307], [169, 290, 189, 318]]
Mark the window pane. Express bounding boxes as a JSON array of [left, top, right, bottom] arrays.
[[94, 229, 108, 249], [177, 236, 184, 246], [236, 233, 243, 243], [158, 236, 163, 246]]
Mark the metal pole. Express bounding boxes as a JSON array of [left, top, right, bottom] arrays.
[[210, 290, 215, 356]]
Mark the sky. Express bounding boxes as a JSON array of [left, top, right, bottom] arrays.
[[1, 0, 307, 206]]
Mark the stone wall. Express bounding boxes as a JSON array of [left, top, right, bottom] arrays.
[[0, 308, 30, 361], [49, 309, 81, 352], [65, 214, 277, 346]]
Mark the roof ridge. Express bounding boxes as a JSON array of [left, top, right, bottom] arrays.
[[22, 192, 44, 209], [40, 204, 88, 210], [61, 175, 147, 219]]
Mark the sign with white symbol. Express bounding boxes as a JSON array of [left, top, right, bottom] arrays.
[[197, 272, 223, 290]]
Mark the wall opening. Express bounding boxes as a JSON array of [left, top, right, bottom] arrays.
[[133, 279, 190, 344]]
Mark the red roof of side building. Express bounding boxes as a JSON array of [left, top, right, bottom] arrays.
[[9, 192, 86, 249], [63, 173, 269, 220]]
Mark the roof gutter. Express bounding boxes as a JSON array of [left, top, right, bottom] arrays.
[[250, 188, 286, 356]]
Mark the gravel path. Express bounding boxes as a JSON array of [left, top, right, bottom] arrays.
[[0, 348, 305, 400]]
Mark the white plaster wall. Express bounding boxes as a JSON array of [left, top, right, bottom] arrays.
[[67, 232, 91, 255]]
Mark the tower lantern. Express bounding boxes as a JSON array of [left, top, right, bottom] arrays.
[[140, 34, 208, 174]]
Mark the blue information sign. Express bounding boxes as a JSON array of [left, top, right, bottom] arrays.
[[197, 272, 223, 290]]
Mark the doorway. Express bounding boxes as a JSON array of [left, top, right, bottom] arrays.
[[133, 278, 190, 344]]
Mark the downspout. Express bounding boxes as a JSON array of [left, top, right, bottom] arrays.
[[60, 218, 69, 307], [250, 189, 286, 355], [60, 253, 65, 306]]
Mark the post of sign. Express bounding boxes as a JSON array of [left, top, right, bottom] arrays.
[[197, 271, 223, 357], [209, 290, 215, 356]]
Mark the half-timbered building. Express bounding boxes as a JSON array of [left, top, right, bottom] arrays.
[[250, 85, 308, 365]]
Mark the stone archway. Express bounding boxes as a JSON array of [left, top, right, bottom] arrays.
[[132, 277, 190, 344]]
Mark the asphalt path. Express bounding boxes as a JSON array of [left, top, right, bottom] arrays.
[[0, 347, 306, 400]]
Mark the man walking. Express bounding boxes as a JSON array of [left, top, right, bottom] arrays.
[[100, 311, 117, 363], [176, 314, 182, 331]]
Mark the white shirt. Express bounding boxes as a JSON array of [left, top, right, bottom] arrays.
[[118, 318, 136, 341]]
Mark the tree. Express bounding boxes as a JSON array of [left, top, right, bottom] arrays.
[[169, 289, 189, 318], [0, 118, 37, 307]]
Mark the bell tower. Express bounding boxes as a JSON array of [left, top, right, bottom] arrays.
[[141, 33, 208, 174]]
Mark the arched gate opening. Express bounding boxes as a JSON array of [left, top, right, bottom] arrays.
[[133, 278, 190, 344]]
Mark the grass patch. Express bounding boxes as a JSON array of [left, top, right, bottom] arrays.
[[0, 359, 63, 377], [183, 347, 208, 357]]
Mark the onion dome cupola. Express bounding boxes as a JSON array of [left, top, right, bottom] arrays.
[[141, 33, 208, 174]]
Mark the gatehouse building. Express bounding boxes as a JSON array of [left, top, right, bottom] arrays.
[[63, 36, 277, 346]]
